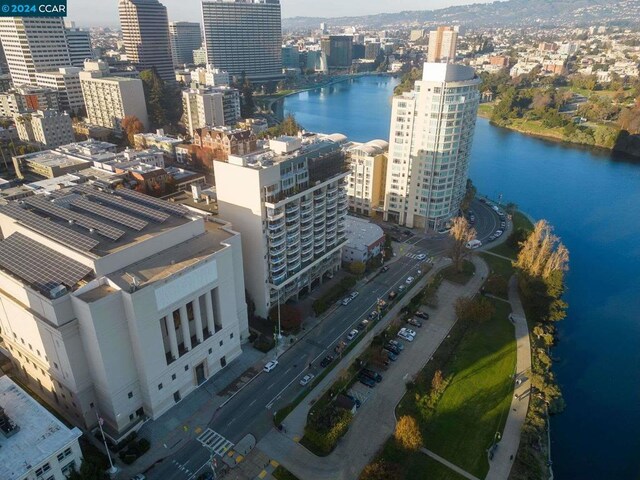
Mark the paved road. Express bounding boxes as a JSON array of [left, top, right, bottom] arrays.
[[147, 239, 434, 480]]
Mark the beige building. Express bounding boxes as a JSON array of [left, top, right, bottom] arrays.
[[80, 60, 149, 133], [346, 139, 388, 217], [0, 186, 248, 440], [182, 86, 241, 136], [35, 67, 85, 114], [0, 85, 60, 117], [427, 26, 458, 63], [14, 110, 75, 148]]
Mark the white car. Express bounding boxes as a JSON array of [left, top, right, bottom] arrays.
[[466, 239, 482, 249], [346, 329, 359, 341], [397, 331, 414, 342], [263, 360, 278, 372], [300, 373, 315, 386], [416, 253, 427, 261], [405, 276, 414, 285], [342, 296, 353, 306], [400, 327, 417, 337], [350, 291, 359, 299]]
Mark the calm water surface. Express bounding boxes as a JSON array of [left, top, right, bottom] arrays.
[[284, 75, 640, 479]]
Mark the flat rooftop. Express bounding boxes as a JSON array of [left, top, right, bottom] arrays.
[[0, 376, 82, 480], [18, 151, 90, 169], [344, 215, 384, 250]]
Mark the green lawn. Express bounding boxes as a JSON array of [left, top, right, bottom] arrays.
[[480, 254, 513, 299], [440, 260, 475, 285], [488, 211, 533, 259], [477, 103, 494, 118], [399, 300, 516, 478]]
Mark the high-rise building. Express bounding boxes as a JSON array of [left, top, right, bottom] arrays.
[[14, 110, 75, 148], [0, 186, 249, 439], [0, 18, 71, 86], [79, 60, 149, 133], [214, 135, 349, 318], [427, 26, 458, 63], [201, 0, 282, 82], [346, 139, 388, 217], [118, 0, 174, 84], [169, 21, 202, 67], [36, 67, 85, 114], [65, 27, 94, 67], [383, 63, 480, 230], [182, 86, 241, 136], [320, 36, 353, 69]]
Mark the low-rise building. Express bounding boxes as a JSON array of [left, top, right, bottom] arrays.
[[341, 215, 385, 264], [192, 126, 257, 162], [14, 110, 75, 148], [12, 149, 91, 179], [346, 139, 388, 217], [0, 376, 84, 480], [0, 85, 60, 117], [134, 130, 183, 160]]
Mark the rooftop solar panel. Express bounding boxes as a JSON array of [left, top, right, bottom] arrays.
[[25, 196, 125, 241], [0, 233, 93, 296], [116, 188, 190, 216], [73, 186, 170, 223], [0, 204, 99, 252], [70, 197, 148, 231]]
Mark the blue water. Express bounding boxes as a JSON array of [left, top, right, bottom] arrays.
[[284, 76, 640, 479]]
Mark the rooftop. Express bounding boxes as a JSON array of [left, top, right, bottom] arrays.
[[0, 376, 82, 480], [16, 150, 90, 170], [344, 215, 385, 251]]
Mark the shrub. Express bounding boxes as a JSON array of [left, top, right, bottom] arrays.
[[394, 415, 423, 451], [253, 334, 275, 353]]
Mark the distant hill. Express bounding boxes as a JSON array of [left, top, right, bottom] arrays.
[[283, 0, 640, 31]]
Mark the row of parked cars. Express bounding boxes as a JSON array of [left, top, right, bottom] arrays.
[[487, 208, 508, 243]]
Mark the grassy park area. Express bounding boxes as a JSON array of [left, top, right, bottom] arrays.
[[440, 260, 476, 285]]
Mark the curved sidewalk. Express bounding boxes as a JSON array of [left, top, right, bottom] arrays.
[[485, 276, 532, 480]]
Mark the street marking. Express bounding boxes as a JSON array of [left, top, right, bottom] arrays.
[[249, 399, 257, 407], [267, 382, 275, 390], [259, 470, 268, 479], [196, 428, 234, 457], [228, 417, 236, 425], [271, 460, 280, 467]]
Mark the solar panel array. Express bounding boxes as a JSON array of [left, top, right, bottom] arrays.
[[0, 232, 93, 296], [116, 188, 190, 217], [25, 196, 125, 241], [73, 186, 170, 223], [0, 204, 99, 252], [70, 197, 148, 231]]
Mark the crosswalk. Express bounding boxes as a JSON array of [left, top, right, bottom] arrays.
[[196, 428, 234, 456]]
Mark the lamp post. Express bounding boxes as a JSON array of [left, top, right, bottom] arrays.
[[96, 412, 118, 475]]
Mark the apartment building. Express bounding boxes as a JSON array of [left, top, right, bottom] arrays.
[[0, 186, 248, 440], [169, 21, 202, 66], [427, 26, 458, 63], [192, 126, 257, 161], [14, 110, 75, 148], [79, 60, 149, 133], [134, 130, 183, 160], [182, 87, 241, 136], [65, 26, 94, 68], [215, 135, 349, 317], [346, 139, 388, 217], [35, 67, 85, 114], [383, 63, 480, 230], [0, 85, 59, 117]]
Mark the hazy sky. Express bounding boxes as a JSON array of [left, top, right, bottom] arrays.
[[67, 0, 495, 28]]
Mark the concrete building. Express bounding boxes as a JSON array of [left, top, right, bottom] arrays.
[[80, 60, 149, 133], [134, 130, 183, 160], [0, 85, 60, 117], [346, 139, 388, 217], [192, 47, 207, 66], [0, 186, 248, 440], [201, 0, 282, 82], [35, 67, 85, 114], [0, 376, 84, 480], [0, 17, 71, 86], [182, 86, 241, 136], [282, 45, 300, 69], [427, 26, 458, 63], [14, 110, 75, 148], [341, 216, 385, 264], [321, 36, 353, 69], [169, 22, 202, 67], [409, 29, 427, 42], [183, 126, 258, 166], [383, 63, 480, 230], [119, 0, 175, 84], [214, 135, 349, 317], [65, 27, 94, 68], [364, 42, 381, 60], [12, 148, 90, 179]]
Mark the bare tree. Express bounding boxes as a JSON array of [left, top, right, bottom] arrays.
[[449, 216, 477, 272], [515, 220, 569, 279]]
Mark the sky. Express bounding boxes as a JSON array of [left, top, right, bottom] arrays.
[[67, 0, 495, 28]]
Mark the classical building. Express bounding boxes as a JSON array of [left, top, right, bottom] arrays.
[[383, 63, 480, 230], [214, 135, 349, 317], [14, 110, 75, 148], [346, 139, 388, 217], [192, 126, 257, 161], [134, 130, 183, 160], [0, 186, 248, 440]]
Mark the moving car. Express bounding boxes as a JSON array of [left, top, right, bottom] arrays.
[[416, 253, 427, 261], [361, 368, 383, 383], [466, 239, 482, 249], [346, 329, 359, 341], [407, 318, 423, 328], [263, 360, 278, 372], [358, 375, 376, 388], [415, 311, 430, 320], [405, 276, 415, 285], [299, 373, 315, 386], [320, 355, 334, 367]]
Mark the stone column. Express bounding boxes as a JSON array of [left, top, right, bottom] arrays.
[[165, 316, 179, 360], [180, 305, 192, 351], [193, 297, 204, 343], [205, 290, 215, 334]]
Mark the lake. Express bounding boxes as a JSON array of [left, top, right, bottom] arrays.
[[284, 75, 640, 479]]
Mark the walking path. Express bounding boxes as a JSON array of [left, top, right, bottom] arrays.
[[482, 250, 516, 262], [420, 448, 481, 480], [258, 256, 490, 480], [485, 275, 532, 480]]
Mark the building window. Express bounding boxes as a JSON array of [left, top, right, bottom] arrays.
[[129, 413, 134, 421], [219, 340, 223, 346], [158, 383, 163, 390], [136, 407, 144, 417], [230, 333, 234, 339], [61, 461, 76, 476], [208, 348, 212, 355], [171, 373, 176, 381], [184, 365, 189, 371], [174, 391, 181, 403], [220, 356, 227, 368], [128, 392, 133, 399], [35, 463, 51, 476]]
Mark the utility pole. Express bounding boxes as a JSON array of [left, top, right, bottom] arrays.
[[96, 412, 118, 475]]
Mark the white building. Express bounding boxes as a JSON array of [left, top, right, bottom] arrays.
[[0, 376, 84, 480], [346, 139, 388, 217], [0, 186, 248, 440], [14, 110, 75, 148], [214, 135, 349, 317], [0, 17, 71, 86], [36, 67, 85, 114], [80, 60, 149, 133], [182, 86, 241, 136], [383, 63, 480, 230], [341, 216, 385, 264]]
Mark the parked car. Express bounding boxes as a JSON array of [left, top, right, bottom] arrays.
[[416, 253, 427, 261], [357, 320, 369, 331], [334, 341, 347, 354], [415, 311, 429, 320], [388, 290, 397, 300], [488, 234, 496, 242], [358, 375, 376, 388], [346, 394, 362, 408], [438, 227, 451, 234], [342, 296, 352, 306], [397, 331, 414, 342], [263, 360, 278, 372], [398, 286, 406, 294], [388, 339, 404, 351], [386, 350, 399, 361], [350, 291, 359, 299], [346, 329, 359, 341], [403, 229, 412, 236], [361, 368, 383, 383], [130, 475, 146, 480], [405, 276, 415, 285], [384, 343, 401, 355], [500, 221, 506, 229], [466, 239, 482, 249], [495, 230, 504, 238], [407, 318, 423, 328], [299, 373, 315, 386], [320, 355, 334, 368], [380, 265, 390, 273], [401, 327, 417, 337], [368, 311, 379, 320]]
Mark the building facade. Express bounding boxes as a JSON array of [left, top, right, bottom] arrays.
[[427, 26, 458, 63], [65, 27, 94, 67], [0, 186, 248, 440], [182, 87, 241, 136], [341, 215, 385, 264], [169, 22, 202, 67], [321, 36, 353, 69], [192, 126, 257, 162], [201, 0, 282, 82], [0, 17, 71, 86], [14, 110, 75, 148], [383, 63, 480, 230], [346, 139, 388, 217], [35, 67, 85, 114], [214, 136, 349, 318], [118, 0, 175, 84], [0, 85, 60, 117]]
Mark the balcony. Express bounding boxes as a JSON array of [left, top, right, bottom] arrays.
[[326, 238, 336, 249], [326, 224, 337, 236], [301, 249, 314, 263], [272, 271, 287, 285], [270, 243, 286, 256], [314, 190, 326, 200], [300, 198, 313, 209], [271, 261, 286, 274], [267, 209, 285, 221], [270, 235, 286, 248], [314, 209, 325, 219], [285, 203, 300, 215], [268, 218, 285, 230], [287, 231, 300, 244]]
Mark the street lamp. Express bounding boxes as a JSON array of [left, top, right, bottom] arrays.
[[95, 412, 118, 475]]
